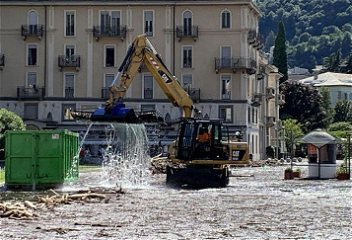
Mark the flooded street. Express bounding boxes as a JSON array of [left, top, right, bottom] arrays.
[[1, 164, 351, 240]]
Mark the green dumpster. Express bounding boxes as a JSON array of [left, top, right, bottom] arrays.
[[5, 130, 79, 189]]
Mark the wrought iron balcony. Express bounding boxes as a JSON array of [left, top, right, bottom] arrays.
[[58, 55, 80, 71], [65, 88, 74, 98], [251, 94, 262, 107], [21, 25, 44, 40], [93, 26, 126, 41], [266, 116, 276, 127], [248, 29, 264, 50], [176, 26, 198, 41], [266, 87, 275, 100], [184, 88, 200, 103], [221, 92, 231, 100], [101, 87, 110, 99], [278, 94, 286, 105], [215, 57, 257, 75], [17, 86, 45, 99], [0, 54, 4, 70]]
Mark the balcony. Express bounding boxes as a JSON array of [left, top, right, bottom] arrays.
[[93, 25, 126, 42], [215, 57, 257, 75], [266, 116, 276, 127], [248, 29, 264, 50], [58, 55, 80, 71], [65, 88, 74, 98], [0, 54, 4, 70], [101, 87, 110, 99], [266, 87, 275, 100], [176, 26, 198, 41], [251, 94, 262, 107], [221, 93, 231, 100], [17, 86, 45, 99], [21, 25, 44, 40], [184, 88, 201, 102], [278, 94, 286, 105]]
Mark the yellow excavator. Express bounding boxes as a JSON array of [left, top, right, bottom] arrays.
[[72, 34, 249, 188]]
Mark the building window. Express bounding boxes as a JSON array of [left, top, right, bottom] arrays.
[[221, 10, 231, 29], [65, 73, 74, 98], [105, 46, 115, 67], [183, 46, 192, 68], [144, 11, 154, 37], [65, 11, 75, 36], [221, 46, 231, 68], [62, 103, 76, 121], [101, 11, 121, 35], [28, 11, 38, 35], [144, 75, 153, 99], [24, 103, 38, 120], [219, 105, 233, 123], [221, 75, 231, 100], [248, 107, 251, 123], [27, 72, 37, 87], [27, 44, 37, 66], [183, 11, 192, 36]]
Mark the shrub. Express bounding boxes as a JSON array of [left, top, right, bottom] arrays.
[[0, 109, 26, 159], [328, 122, 352, 131]]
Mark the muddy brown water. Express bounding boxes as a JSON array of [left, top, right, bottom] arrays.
[[0, 165, 351, 240]]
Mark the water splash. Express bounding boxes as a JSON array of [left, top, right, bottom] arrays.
[[100, 123, 151, 187]]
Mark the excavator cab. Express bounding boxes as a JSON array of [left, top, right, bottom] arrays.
[[175, 119, 230, 161]]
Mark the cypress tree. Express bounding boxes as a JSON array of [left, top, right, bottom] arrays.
[[273, 21, 288, 84]]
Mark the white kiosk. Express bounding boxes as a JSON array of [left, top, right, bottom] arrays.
[[301, 129, 337, 179]]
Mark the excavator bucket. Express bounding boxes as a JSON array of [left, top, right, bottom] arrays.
[[70, 103, 165, 124], [90, 103, 139, 123]]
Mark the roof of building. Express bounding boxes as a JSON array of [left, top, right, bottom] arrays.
[[298, 72, 352, 87]]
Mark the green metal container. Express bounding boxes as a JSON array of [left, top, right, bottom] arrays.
[[5, 130, 79, 189]]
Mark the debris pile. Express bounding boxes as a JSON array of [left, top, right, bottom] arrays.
[[150, 154, 185, 174], [0, 188, 124, 220]]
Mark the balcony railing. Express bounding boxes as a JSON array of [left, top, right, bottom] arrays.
[[21, 25, 44, 40], [278, 94, 286, 105], [0, 54, 4, 69], [58, 55, 81, 71], [144, 88, 153, 99], [251, 94, 262, 107], [221, 92, 231, 100], [65, 88, 74, 98], [176, 26, 198, 41], [215, 57, 257, 75], [17, 86, 45, 99], [93, 26, 126, 41], [184, 88, 200, 102], [266, 116, 276, 127], [248, 29, 264, 50], [101, 87, 110, 99]]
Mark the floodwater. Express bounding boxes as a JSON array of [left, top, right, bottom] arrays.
[[1, 164, 351, 240]]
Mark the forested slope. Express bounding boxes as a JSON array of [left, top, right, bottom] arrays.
[[257, 0, 352, 70]]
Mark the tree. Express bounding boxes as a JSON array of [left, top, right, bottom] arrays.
[[283, 119, 303, 156], [320, 87, 335, 125], [334, 99, 352, 122], [273, 21, 288, 84], [280, 80, 329, 133], [0, 109, 26, 159]]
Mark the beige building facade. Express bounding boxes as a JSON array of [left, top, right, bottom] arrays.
[[0, 0, 282, 160]]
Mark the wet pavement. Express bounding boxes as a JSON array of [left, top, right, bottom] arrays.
[[0, 164, 351, 240]]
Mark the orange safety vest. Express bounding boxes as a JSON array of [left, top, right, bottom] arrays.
[[198, 132, 210, 143]]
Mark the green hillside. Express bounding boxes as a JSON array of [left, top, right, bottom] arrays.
[[257, 0, 352, 71]]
